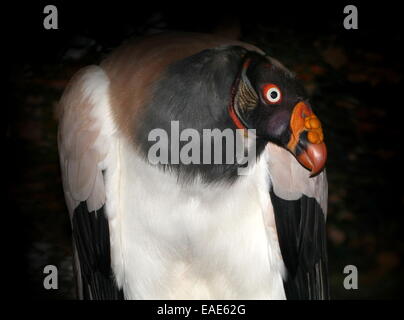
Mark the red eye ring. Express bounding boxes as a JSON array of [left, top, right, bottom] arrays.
[[262, 84, 282, 104]]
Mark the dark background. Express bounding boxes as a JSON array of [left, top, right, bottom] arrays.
[[4, 1, 403, 299]]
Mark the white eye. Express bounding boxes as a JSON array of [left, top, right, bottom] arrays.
[[263, 84, 282, 104]]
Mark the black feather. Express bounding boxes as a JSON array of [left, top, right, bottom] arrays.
[[72, 202, 124, 300], [270, 188, 330, 300]]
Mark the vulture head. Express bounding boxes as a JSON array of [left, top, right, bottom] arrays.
[[135, 44, 327, 183], [229, 51, 327, 176]]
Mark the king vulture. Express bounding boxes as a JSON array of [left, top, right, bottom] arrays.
[[58, 32, 329, 300]]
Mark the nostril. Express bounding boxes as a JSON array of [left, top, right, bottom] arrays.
[[300, 103, 312, 119]]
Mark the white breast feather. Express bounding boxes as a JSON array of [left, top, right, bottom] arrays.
[[109, 137, 286, 299]]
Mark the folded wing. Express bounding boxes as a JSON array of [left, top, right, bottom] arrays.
[[57, 66, 123, 299], [267, 143, 329, 300]]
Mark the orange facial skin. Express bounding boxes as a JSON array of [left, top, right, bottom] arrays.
[[287, 102, 327, 176]]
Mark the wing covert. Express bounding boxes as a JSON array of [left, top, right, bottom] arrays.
[[57, 66, 123, 299]]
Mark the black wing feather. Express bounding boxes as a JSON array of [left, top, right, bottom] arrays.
[[270, 188, 330, 300], [72, 202, 124, 300]]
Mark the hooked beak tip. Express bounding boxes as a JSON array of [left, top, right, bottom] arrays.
[[296, 142, 327, 177]]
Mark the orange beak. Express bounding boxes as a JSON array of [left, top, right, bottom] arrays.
[[287, 102, 327, 176]]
